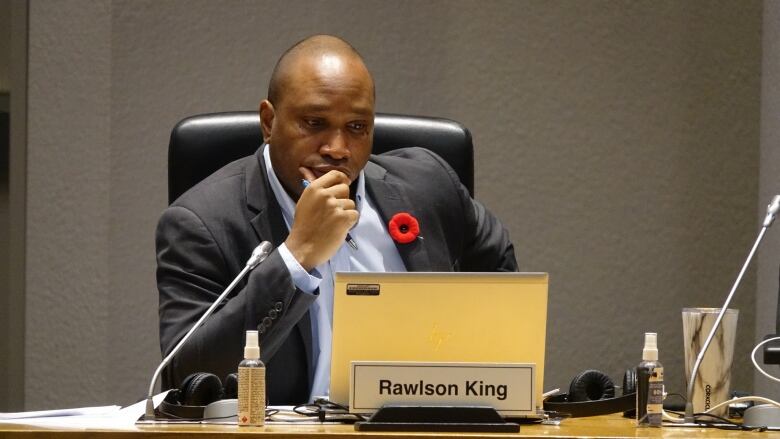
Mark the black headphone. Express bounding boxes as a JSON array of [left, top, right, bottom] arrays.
[[543, 369, 637, 418], [157, 372, 238, 419]]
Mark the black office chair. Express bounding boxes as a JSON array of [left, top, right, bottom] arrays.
[[167, 112, 474, 204]]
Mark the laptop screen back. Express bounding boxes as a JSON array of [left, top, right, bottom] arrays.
[[330, 272, 548, 411]]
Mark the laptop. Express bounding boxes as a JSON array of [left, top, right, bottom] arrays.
[[329, 272, 548, 417]]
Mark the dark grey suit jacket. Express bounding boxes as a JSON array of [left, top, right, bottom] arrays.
[[156, 146, 517, 405]]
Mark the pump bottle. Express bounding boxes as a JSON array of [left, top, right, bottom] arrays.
[[636, 332, 663, 427], [237, 330, 265, 426]]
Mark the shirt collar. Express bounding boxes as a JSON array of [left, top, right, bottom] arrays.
[[262, 144, 366, 229]]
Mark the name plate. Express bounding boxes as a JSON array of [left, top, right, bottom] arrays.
[[349, 361, 535, 417]]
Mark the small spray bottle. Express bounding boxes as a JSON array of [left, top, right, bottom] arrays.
[[636, 332, 663, 427], [237, 330, 265, 426]]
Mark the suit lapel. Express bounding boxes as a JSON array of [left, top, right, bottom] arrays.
[[246, 148, 288, 247], [245, 147, 313, 385], [364, 161, 432, 271]]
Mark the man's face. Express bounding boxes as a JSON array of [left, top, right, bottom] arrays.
[[260, 53, 375, 200]]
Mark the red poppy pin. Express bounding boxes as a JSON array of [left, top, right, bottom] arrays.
[[388, 212, 421, 244]]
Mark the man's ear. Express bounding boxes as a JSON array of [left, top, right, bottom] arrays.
[[259, 100, 275, 143]]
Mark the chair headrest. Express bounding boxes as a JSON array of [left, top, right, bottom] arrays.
[[168, 112, 474, 204]]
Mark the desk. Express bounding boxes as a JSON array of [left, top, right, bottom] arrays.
[[0, 415, 776, 438]]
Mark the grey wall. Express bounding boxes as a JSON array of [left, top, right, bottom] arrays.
[[25, 0, 112, 409], [12, 0, 767, 409], [3, 0, 26, 412], [0, 0, 9, 412], [0, 0, 10, 93], [756, 1, 780, 399]]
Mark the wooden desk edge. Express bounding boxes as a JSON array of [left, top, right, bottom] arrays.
[[0, 414, 775, 438]]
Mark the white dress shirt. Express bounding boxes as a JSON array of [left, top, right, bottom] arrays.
[[262, 145, 406, 401]]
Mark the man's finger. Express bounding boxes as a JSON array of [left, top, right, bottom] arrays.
[[339, 199, 356, 211], [344, 209, 360, 226], [299, 166, 317, 184], [312, 170, 350, 188], [322, 183, 351, 199]]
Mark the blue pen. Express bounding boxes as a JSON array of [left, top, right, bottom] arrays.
[[302, 179, 358, 250]]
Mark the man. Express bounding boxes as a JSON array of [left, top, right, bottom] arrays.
[[156, 35, 517, 405]]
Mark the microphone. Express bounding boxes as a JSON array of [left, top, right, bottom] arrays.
[[144, 241, 273, 420], [683, 196, 780, 423], [763, 195, 780, 227]]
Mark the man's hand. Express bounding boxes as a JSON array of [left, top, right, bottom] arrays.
[[285, 168, 358, 271]]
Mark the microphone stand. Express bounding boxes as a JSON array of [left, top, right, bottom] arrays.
[[683, 196, 780, 423], [144, 241, 273, 420]]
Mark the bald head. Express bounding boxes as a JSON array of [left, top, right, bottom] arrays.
[[259, 35, 375, 201], [267, 35, 374, 107]]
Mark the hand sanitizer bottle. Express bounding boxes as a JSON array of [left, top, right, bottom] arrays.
[[636, 332, 663, 427], [237, 330, 265, 426]]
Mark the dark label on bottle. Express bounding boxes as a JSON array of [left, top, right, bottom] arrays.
[[637, 365, 663, 427]]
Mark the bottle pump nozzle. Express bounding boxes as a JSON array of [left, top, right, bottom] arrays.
[[642, 332, 658, 361], [244, 330, 260, 360]]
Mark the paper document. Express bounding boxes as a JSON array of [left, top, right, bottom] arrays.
[[0, 391, 170, 429], [0, 405, 121, 420]]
